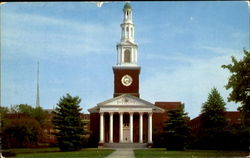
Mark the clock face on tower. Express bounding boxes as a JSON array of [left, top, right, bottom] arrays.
[[121, 74, 133, 86], [113, 68, 140, 97]]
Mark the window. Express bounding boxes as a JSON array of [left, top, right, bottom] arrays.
[[126, 27, 129, 38], [124, 50, 131, 63]]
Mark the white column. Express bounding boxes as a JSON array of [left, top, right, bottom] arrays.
[[129, 112, 133, 143], [117, 51, 119, 65], [148, 112, 153, 143], [99, 112, 104, 143], [109, 112, 113, 143], [121, 50, 124, 63], [119, 112, 123, 143], [135, 49, 137, 64], [139, 112, 143, 143]]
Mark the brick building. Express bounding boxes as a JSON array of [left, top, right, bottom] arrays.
[[188, 111, 242, 134], [88, 3, 182, 148], [4, 111, 90, 147]]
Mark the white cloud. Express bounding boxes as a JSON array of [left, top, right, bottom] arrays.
[[145, 52, 198, 64], [2, 12, 119, 60], [198, 46, 240, 55], [140, 47, 241, 118]]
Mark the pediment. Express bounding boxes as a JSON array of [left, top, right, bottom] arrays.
[[97, 94, 154, 107]]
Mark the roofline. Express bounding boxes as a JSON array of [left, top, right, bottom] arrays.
[[88, 94, 165, 113], [97, 94, 154, 106], [155, 101, 182, 104]]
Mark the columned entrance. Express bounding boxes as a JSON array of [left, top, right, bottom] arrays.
[[99, 111, 153, 144], [88, 94, 164, 147]]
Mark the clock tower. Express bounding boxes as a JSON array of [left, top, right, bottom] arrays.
[[113, 3, 140, 98]]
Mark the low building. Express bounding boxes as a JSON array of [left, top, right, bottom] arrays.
[[153, 102, 182, 134], [188, 111, 242, 134]]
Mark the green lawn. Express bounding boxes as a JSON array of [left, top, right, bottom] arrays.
[[134, 148, 249, 158], [4, 148, 250, 158], [4, 148, 114, 158]]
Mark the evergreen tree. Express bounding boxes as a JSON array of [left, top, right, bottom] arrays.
[[222, 49, 250, 126], [163, 104, 190, 150], [200, 88, 227, 149], [52, 94, 85, 151]]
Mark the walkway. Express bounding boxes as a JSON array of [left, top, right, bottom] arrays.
[[105, 148, 135, 158]]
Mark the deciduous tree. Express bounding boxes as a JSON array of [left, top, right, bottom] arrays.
[[10, 104, 47, 125], [1, 105, 47, 148], [3, 118, 42, 148], [222, 49, 250, 125]]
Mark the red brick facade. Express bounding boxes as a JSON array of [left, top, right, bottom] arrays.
[[89, 102, 182, 145], [113, 67, 140, 98], [188, 111, 242, 134], [153, 102, 182, 134]]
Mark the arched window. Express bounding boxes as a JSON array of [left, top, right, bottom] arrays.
[[126, 27, 129, 38], [124, 49, 131, 63]]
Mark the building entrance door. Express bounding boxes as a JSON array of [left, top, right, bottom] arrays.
[[123, 124, 130, 143]]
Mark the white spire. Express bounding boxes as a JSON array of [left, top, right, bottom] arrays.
[[36, 62, 40, 108], [121, 2, 134, 43], [116, 3, 138, 67]]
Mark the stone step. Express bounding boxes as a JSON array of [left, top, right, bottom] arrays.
[[102, 143, 148, 148]]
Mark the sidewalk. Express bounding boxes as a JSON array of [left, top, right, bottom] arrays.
[[105, 148, 135, 158]]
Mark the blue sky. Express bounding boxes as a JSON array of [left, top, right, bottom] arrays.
[[1, 2, 249, 118]]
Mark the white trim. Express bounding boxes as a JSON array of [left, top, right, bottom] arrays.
[[88, 94, 165, 113], [97, 94, 154, 107], [89, 94, 165, 113], [100, 107, 152, 113]]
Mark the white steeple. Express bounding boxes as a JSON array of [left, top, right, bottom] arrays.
[[116, 3, 138, 67], [121, 3, 134, 42], [36, 62, 40, 108]]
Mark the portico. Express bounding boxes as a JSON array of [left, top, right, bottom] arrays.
[[88, 94, 164, 146], [99, 111, 152, 144]]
